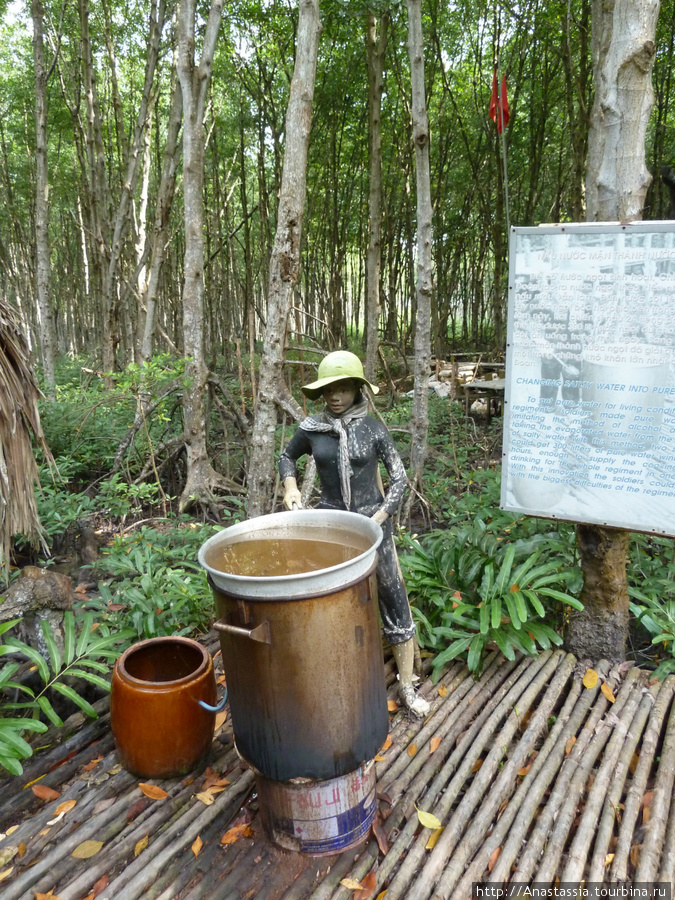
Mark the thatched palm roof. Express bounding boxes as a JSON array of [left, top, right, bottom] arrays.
[[0, 299, 50, 574]]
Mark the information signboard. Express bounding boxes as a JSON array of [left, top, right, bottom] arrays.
[[501, 222, 675, 536]]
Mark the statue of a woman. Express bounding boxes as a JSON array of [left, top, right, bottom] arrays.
[[279, 350, 430, 717]]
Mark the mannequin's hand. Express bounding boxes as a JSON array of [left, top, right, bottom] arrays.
[[372, 508, 389, 525], [282, 478, 303, 511]]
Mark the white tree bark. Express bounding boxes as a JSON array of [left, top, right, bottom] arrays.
[[405, 0, 434, 501], [176, 0, 225, 512], [586, 0, 660, 222], [140, 74, 183, 362], [364, 11, 388, 384], [31, 0, 57, 398], [567, 0, 660, 663], [246, 0, 322, 519]]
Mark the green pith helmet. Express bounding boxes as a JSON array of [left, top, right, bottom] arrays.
[[301, 350, 380, 400]]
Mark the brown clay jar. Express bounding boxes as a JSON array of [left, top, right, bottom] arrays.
[[110, 636, 217, 778]]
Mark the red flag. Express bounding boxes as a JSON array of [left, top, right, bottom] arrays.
[[489, 71, 509, 133]]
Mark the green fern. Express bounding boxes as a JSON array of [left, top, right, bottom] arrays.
[[0, 613, 134, 775]]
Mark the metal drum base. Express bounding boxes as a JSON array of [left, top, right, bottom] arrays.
[[256, 761, 376, 856]]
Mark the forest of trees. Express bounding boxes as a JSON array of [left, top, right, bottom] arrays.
[[2, 0, 675, 378]]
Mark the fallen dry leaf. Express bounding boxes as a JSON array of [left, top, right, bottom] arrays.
[[340, 878, 364, 890], [374, 755, 386, 762], [630, 843, 641, 867], [380, 735, 392, 752], [192, 835, 203, 858], [372, 814, 389, 856], [416, 806, 443, 830], [582, 668, 598, 689], [387, 700, 398, 712], [134, 835, 149, 857], [0, 846, 18, 867], [437, 685, 447, 698], [71, 840, 104, 859], [642, 807, 651, 825], [126, 798, 150, 822], [425, 826, 445, 850], [82, 756, 103, 772], [221, 823, 253, 844], [0, 867, 14, 883], [471, 758, 483, 773], [488, 846, 502, 872], [408, 744, 418, 757], [196, 791, 216, 806], [642, 790, 654, 808], [91, 873, 109, 897], [202, 767, 230, 790], [17, 842, 26, 857], [605, 853, 615, 867], [601, 682, 616, 703], [138, 783, 168, 800], [429, 736, 441, 755], [34, 891, 61, 900], [215, 710, 228, 731], [93, 798, 115, 815], [629, 752, 640, 774], [55, 800, 77, 816], [355, 871, 377, 899], [565, 736, 577, 755], [376, 891, 388, 900], [32, 784, 61, 802], [6, 825, 18, 835]]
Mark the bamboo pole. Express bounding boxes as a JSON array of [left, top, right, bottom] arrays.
[[586, 681, 661, 882], [611, 676, 675, 881], [634, 679, 675, 881], [185, 842, 260, 899], [2, 777, 146, 900], [405, 651, 565, 900], [507, 661, 619, 882], [451, 672, 583, 896], [368, 655, 543, 897], [432, 653, 576, 898], [376, 660, 477, 784], [533, 667, 646, 883], [658, 778, 675, 885], [379, 654, 515, 798], [382, 652, 556, 900], [95, 770, 255, 900], [306, 847, 370, 900], [561, 669, 649, 883], [56, 764, 240, 900]]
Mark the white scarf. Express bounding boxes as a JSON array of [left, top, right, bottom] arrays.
[[299, 398, 369, 509]]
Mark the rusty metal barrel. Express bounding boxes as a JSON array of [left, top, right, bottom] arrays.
[[198, 509, 389, 853]]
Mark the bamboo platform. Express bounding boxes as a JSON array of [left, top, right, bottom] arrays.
[[1, 648, 674, 899]]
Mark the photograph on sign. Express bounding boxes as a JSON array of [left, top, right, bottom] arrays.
[[501, 222, 675, 536]]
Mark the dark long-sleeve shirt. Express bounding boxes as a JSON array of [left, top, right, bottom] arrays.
[[278, 415, 407, 517]]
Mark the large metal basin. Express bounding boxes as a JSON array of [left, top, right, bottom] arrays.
[[198, 510, 389, 783]]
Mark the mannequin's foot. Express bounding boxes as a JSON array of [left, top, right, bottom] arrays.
[[399, 682, 431, 717]]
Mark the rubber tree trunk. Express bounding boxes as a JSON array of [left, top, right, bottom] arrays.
[[246, 0, 322, 519], [565, 0, 660, 662]]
